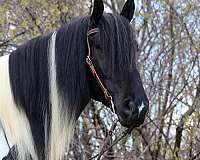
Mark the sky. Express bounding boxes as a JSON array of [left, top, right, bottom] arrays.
[[0, 130, 9, 159]]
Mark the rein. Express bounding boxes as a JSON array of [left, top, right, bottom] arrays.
[[86, 28, 115, 113]]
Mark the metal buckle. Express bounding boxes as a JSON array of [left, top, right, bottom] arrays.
[[86, 56, 92, 66]]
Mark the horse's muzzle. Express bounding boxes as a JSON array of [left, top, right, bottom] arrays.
[[117, 99, 149, 128]]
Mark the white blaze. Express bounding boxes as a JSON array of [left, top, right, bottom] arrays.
[[139, 102, 145, 114]]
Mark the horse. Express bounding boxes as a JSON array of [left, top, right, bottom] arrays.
[[0, 0, 149, 159]]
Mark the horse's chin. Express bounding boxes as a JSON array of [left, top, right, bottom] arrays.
[[117, 114, 139, 128]]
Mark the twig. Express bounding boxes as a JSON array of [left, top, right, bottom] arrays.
[[96, 121, 117, 160], [24, 7, 43, 34], [89, 0, 93, 14], [0, 31, 26, 48], [191, 151, 200, 160], [89, 122, 136, 160]]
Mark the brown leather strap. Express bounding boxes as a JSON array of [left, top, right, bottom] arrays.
[[86, 28, 115, 112], [86, 56, 112, 101], [86, 28, 99, 58]]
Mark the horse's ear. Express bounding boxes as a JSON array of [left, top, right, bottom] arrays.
[[120, 0, 135, 22], [91, 0, 104, 25]]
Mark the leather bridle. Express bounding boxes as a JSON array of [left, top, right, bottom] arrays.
[[86, 28, 115, 113]]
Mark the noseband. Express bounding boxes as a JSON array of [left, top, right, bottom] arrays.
[[86, 28, 115, 113]]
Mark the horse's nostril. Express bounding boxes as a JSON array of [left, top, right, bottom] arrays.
[[118, 99, 139, 121], [117, 100, 140, 127], [128, 101, 137, 113], [128, 101, 134, 107]]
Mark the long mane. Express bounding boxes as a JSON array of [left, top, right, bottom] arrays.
[[0, 13, 135, 160], [7, 16, 90, 160]]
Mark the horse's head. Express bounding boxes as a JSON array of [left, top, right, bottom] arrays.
[[88, 0, 149, 128]]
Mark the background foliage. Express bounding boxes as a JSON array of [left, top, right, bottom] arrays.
[[0, 0, 200, 159]]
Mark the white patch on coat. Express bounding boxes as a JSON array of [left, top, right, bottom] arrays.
[[48, 32, 75, 160], [0, 55, 38, 160]]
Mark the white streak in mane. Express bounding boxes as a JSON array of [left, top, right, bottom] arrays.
[[48, 32, 75, 160], [0, 55, 38, 160]]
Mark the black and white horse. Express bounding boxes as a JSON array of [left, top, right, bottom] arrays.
[[0, 0, 149, 159]]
